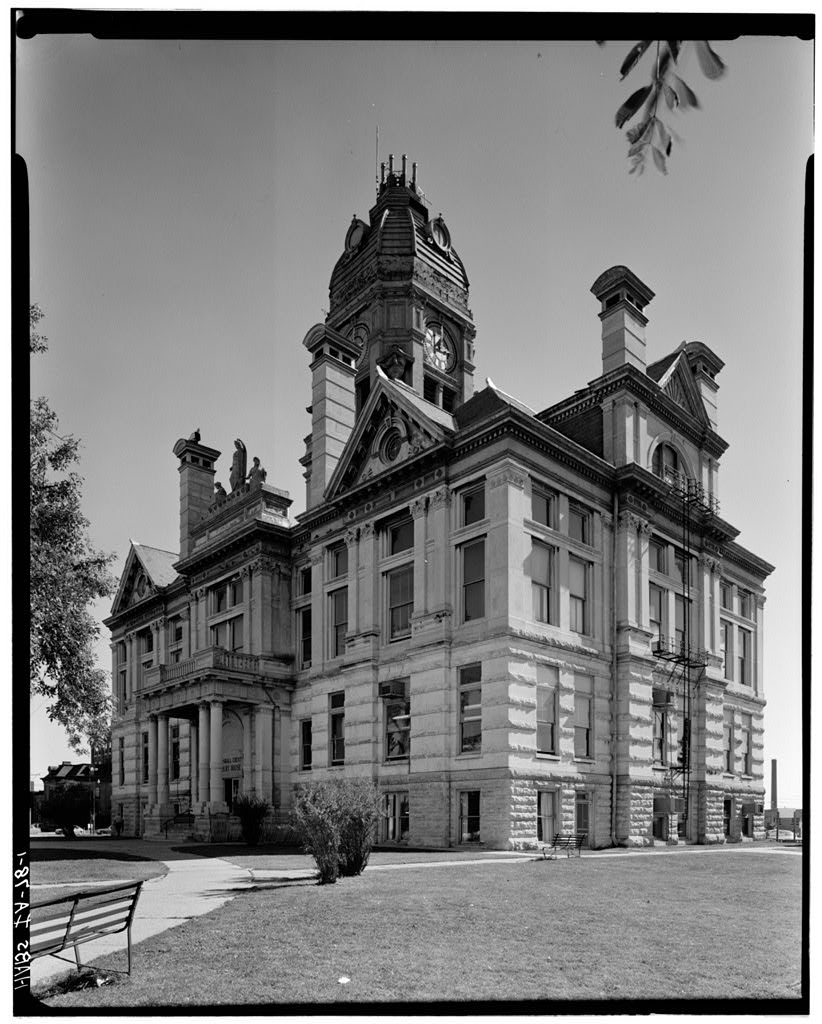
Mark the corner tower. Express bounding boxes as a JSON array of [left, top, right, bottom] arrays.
[[327, 154, 476, 416]]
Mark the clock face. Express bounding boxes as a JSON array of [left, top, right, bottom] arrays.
[[430, 216, 451, 252], [424, 324, 456, 373], [345, 219, 366, 252]]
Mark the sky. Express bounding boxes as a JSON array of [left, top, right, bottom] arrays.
[[18, 24, 811, 807]]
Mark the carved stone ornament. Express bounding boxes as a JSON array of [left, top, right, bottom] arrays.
[[179, 607, 190, 622], [699, 553, 720, 574], [489, 467, 526, 491], [637, 519, 653, 538], [618, 510, 646, 533], [410, 497, 427, 519], [345, 528, 359, 548], [360, 521, 376, 540], [194, 587, 207, 600], [310, 551, 324, 566], [429, 485, 452, 509], [601, 511, 614, 530]]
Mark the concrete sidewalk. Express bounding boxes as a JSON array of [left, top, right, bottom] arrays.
[[29, 856, 260, 991]]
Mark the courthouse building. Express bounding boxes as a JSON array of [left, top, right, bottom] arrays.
[[106, 156, 772, 847]]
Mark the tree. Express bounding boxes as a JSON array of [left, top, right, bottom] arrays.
[[30, 305, 116, 750], [602, 41, 727, 174]]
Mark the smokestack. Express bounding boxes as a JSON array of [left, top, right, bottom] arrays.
[[401, 153, 407, 180], [388, 153, 394, 176], [412, 161, 418, 186], [771, 758, 777, 811]]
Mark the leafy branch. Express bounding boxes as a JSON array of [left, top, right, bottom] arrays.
[[602, 41, 726, 174]]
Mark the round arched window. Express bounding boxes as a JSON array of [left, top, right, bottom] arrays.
[[652, 443, 679, 482], [380, 429, 403, 464]]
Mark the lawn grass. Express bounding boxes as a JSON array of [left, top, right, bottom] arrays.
[[30, 848, 168, 888], [33, 849, 802, 1010]]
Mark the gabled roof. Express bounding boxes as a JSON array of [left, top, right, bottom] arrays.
[[109, 540, 180, 617], [652, 350, 710, 426], [324, 370, 455, 502]]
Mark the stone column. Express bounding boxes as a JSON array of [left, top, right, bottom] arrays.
[[189, 721, 198, 807], [125, 633, 135, 700], [242, 708, 253, 794], [410, 497, 428, 617], [157, 714, 169, 806], [196, 587, 208, 651], [615, 511, 642, 629], [110, 644, 119, 709], [310, 551, 324, 668], [155, 617, 168, 665], [276, 706, 292, 810], [248, 562, 262, 656], [636, 519, 651, 632], [147, 715, 158, 806], [255, 705, 273, 801], [428, 487, 451, 613], [180, 607, 191, 659], [358, 522, 377, 634], [345, 528, 360, 635], [700, 554, 719, 656], [754, 595, 766, 698], [197, 702, 210, 805], [209, 700, 224, 804], [600, 512, 614, 644], [488, 464, 527, 627]]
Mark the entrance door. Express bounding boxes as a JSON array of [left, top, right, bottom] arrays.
[[723, 798, 733, 837], [224, 778, 240, 811], [575, 793, 590, 845]]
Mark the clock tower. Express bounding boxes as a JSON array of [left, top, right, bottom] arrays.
[[325, 154, 476, 417]]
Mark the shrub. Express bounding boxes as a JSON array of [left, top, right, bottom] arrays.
[[39, 784, 90, 837], [233, 795, 270, 846], [293, 779, 381, 884]]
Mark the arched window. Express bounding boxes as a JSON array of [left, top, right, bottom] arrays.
[[652, 443, 679, 482]]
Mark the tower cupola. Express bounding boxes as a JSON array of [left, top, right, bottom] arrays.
[[591, 265, 655, 375]]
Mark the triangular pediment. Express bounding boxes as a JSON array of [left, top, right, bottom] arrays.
[[326, 374, 454, 501], [656, 354, 709, 426], [110, 542, 179, 617]]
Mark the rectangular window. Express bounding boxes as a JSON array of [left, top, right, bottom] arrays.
[[738, 628, 752, 685], [329, 692, 345, 765], [462, 485, 485, 526], [423, 375, 438, 404], [389, 518, 414, 555], [569, 556, 588, 635], [170, 724, 180, 781], [142, 731, 149, 784], [230, 578, 243, 606], [720, 581, 732, 610], [536, 681, 557, 755], [537, 790, 557, 843], [672, 548, 692, 586], [459, 664, 482, 753], [442, 387, 456, 413], [118, 736, 125, 787], [652, 689, 669, 764], [117, 641, 127, 663], [171, 650, 182, 664], [723, 711, 734, 773], [568, 505, 590, 544], [384, 680, 411, 761], [649, 584, 663, 643], [649, 537, 667, 574], [574, 676, 593, 759], [462, 538, 485, 621], [300, 566, 312, 595], [459, 791, 481, 843], [742, 714, 753, 775], [211, 615, 243, 652], [738, 590, 752, 619], [330, 588, 348, 657], [331, 544, 348, 579], [721, 620, 733, 679], [142, 631, 154, 654], [214, 585, 227, 614], [388, 565, 414, 640], [300, 719, 312, 770], [530, 539, 554, 624], [118, 669, 127, 705], [299, 607, 312, 668], [384, 792, 410, 842], [531, 489, 554, 528], [171, 618, 184, 643], [674, 595, 691, 653]]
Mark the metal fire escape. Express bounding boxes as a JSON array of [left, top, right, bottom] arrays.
[[652, 473, 719, 837]]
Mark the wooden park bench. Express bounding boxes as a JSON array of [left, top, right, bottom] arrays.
[[30, 880, 143, 975], [541, 832, 587, 859]]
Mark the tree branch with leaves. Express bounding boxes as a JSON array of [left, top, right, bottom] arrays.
[[602, 40, 727, 174], [30, 305, 116, 751]]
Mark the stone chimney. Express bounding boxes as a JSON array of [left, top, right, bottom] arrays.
[[172, 433, 221, 559], [591, 266, 655, 375], [301, 325, 357, 509]]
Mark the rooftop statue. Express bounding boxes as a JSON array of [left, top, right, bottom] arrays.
[[229, 439, 247, 492], [247, 456, 267, 488], [214, 481, 227, 504]]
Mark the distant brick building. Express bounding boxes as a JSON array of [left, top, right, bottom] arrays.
[[40, 754, 112, 830], [107, 156, 772, 847]]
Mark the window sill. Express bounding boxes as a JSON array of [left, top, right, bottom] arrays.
[[535, 752, 559, 761], [574, 757, 595, 765], [456, 752, 482, 760], [651, 763, 669, 772], [722, 772, 735, 779]]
